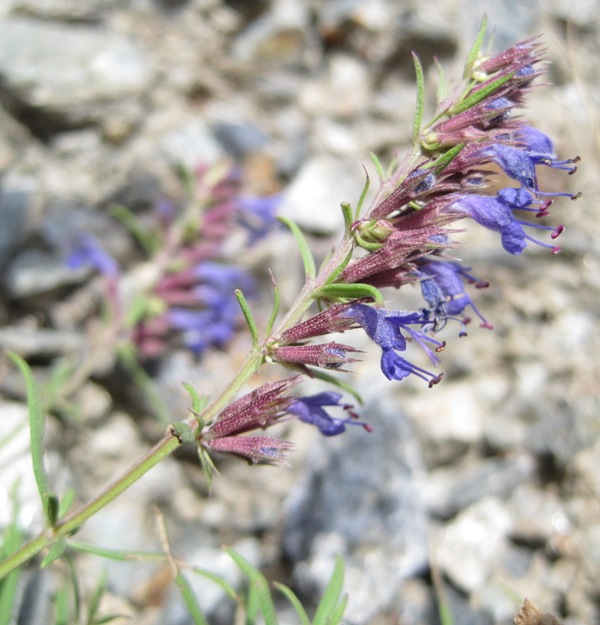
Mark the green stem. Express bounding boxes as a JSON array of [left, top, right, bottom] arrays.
[[0, 430, 181, 580]]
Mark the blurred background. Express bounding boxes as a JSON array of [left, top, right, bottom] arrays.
[[0, 0, 599, 624]]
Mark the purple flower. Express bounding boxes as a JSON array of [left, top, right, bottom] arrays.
[[417, 260, 492, 330], [450, 190, 564, 254], [476, 136, 578, 200], [237, 195, 281, 243], [287, 392, 371, 436], [339, 303, 444, 386], [66, 233, 118, 277], [168, 307, 237, 354]]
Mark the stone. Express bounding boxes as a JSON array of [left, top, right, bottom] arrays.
[[0, 18, 153, 132], [279, 154, 366, 235], [432, 498, 513, 593]]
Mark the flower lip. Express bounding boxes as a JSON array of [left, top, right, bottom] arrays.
[[287, 392, 372, 436]]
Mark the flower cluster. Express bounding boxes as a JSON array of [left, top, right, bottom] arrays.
[[66, 164, 280, 358], [261, 27, 580, 435], [67, 24, 580, 467]]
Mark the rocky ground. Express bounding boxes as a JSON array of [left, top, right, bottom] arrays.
[[1, 1, 599, 624]]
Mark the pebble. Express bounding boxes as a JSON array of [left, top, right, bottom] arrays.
[[279, 154, 366, 235], [0, 18, 153, 129], [432, 497, 513, 593]]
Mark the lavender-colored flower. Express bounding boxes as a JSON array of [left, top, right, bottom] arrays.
[[417, 260, 492, 330], [168, 306, 237, 354], [339, 303, 444, 386], [450, 190, 564, 255], [237, 195, 281, 243], [287, 392, 371, 436], [66, 233, 118, 277]]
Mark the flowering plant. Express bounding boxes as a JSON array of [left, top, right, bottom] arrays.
[[0, 18, 579, 623]]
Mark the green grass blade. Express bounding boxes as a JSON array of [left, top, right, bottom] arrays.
[[190, 567, 238, 601], [312, 557, 345, 625], [174, 571, 209, 625], [274, 583, 310, 625], [226, 548, 278, 625], [0, 516, 23, 625], [278, 217, 316, 280], [67, 540, 164, 561], [7, 352, 55, 527]]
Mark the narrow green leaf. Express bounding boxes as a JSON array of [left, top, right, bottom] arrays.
[[175, 571, 209, 625], [265, 272, 281, 337], [316, 283, 384, 306], [198, 447, 217, 491], [312, 557, 345, 625], [67, 540, 164, 562], [109, 203, 160, 256], [41, 537, 66, 568], [353, 168, 371, 221], [412, 52, 425, 144], [426, 143, 465, 174], [340, 202, 353, 232], [190, 567, 238, 601], [451, 71, 514, 115], [0, 547, 21, 625], [58, 488, 76, 518], [0, 485, 23, 625], [273, 583, 310, 625], [235, 289, 259, 348], [369, 152, 385, 180], [278, 216, 316, 280], [182, 382, 209, 426], [324, 248, 354, 286], [53, 584, 71, 625], [226, 548, 278, 625], [86, 570, 107, 624], [463, 15, 488, 78], [326, 593, 348, 625], [7, 352, 55, 527]]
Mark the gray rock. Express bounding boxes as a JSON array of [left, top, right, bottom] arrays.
[[284, 397, 428, 624], [432, 498, 513, 593], [279, 154, 366, 235], [0, 18, 153, 131], [0, 177, 34, 268], [0, 326, 82, 357], [159, 118, 225, 170], [11, 0, 115, 22], [3, 248, 81, 297], [424, 454, 536, 519]]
